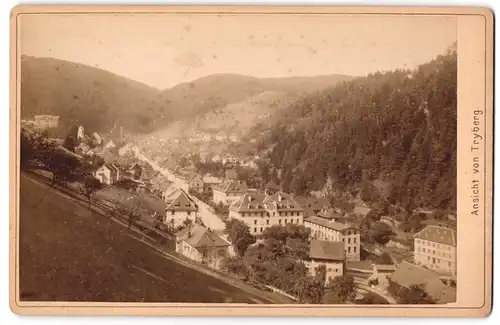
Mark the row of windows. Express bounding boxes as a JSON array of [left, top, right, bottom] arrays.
[[170, 211, 193, 216], [243, 211, 302, 217], [417, 247, 453, 258], [425, 256, 453, 267], [253, 218, 301, 225], [347, 247, 357, 253], [415, 239, 452, 251]]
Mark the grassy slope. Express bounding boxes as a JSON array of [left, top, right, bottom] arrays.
[[19, 173, 275, 303]]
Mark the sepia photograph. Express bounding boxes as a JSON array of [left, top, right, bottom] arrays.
[[9, 5, 493, 317]]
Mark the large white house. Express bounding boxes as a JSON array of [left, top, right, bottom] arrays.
[[305, 240, 346, 286], [94, 163, 121, 185], [164, 189, 198, 228], [228, 191, 304, 236], [413, 225, 457, 275], [303, 216, 361, 262], [212, 179, 247, 205]]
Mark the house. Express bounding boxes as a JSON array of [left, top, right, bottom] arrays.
[[305, 240, 346, 285], [202, 174, 222, 191], [388, 261, 456, 304], [187, 174, 205, 192], [92, 132, 103, 145], [94, 163, 121, 185], [104, 140, 116, 149], [175, 223, 230, 269], [225, 168, 238, 180], [33, 115, 60, 129], [228, 191, 304, 236], [413, 225, 457, 275], [304, 216, 360, 261], [164, 189, 198, 228], [128, 163, 144, 181], [212, 179, 247, 205]]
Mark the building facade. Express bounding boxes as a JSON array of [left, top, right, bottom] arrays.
[[305, 240, 346, 285], [164, 189, 199, 228], [304, 216, 361, 261], [413, 225, 457, 275], [212, 179, 248, 205], [175, 223, 230, 269], [228, 191, 304, 236], [94, 164, 121, 185]]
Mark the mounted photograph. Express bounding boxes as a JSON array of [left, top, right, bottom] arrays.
[[9, 6, 493, 317]]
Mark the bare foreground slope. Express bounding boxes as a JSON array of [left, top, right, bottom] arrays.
[[18, 173, 276, 303]]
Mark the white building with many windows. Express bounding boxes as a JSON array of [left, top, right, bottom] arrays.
[[228, 191, 304, 236], [303, 216, 361, 261], [413, 225, 456, 275]]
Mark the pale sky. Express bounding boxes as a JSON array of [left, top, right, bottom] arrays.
[[20, 14, 456, 89]]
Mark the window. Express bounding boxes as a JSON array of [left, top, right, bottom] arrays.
[[273, 212, 276, 216], [433, 250, 435, 255], [428, 256, 430, 260], [354, 247, 357, 253], [284, 219, 287, 224], [266, 220, 269, 225], [328, 268, 332, 272], [348, 247, 351, 253], [348, 238, 351, 244], [254, 228, 257, 233], [254, 220, 257, 225], [279, 219, 282, 224], [297, 219, 300, 223], [354, 238, 357, 244], [171, 211, 175, 215], [187, 211, 191, 216], [260, 227, 263, 232]]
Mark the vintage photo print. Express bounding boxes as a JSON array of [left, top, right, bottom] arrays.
[[9, 5, 493, 317]]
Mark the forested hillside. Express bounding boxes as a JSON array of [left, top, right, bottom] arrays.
[[262, 44, 457, 211]]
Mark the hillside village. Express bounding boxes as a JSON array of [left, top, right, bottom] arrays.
[[19, 40, 457, 304], [21, 108, 457, 304]]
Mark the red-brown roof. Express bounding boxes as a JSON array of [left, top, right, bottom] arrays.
[[413, 226, 457, 247], [309, 240, 345, 261]]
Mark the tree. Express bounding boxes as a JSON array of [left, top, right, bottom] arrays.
[[63, 134, 77, 152], [322, 275, 357, 304], [395, 284, 436, 304], [294, 275, 324, 304], [79, 174, 102, 209], [45, 149, 83, 187], [224, 218, 256, 256], [368, 222, 394, 245]]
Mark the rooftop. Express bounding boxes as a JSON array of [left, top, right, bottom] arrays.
[[309, 240, 345, 261], [414, 225, 457, 247], [304, 216, 356, 232], [165, 189, 198, 212], [176, 223, 230, 249], [214, 179, 248, 193], [389, 261, 456, 304]]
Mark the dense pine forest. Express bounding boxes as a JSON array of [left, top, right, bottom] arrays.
[[261, 44, 457, 211]]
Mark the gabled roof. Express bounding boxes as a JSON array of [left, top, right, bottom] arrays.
[[263, 192, 302, 211], [214, 179, 247, 193], [413, 226, 457, 247], [389, 261, 456, 304], [165, 189, 198, 212], [309, 240, 345, 261], [304, 216, 356, 232], [230, 192, 267, 213], [176, 223, 230, 249]]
